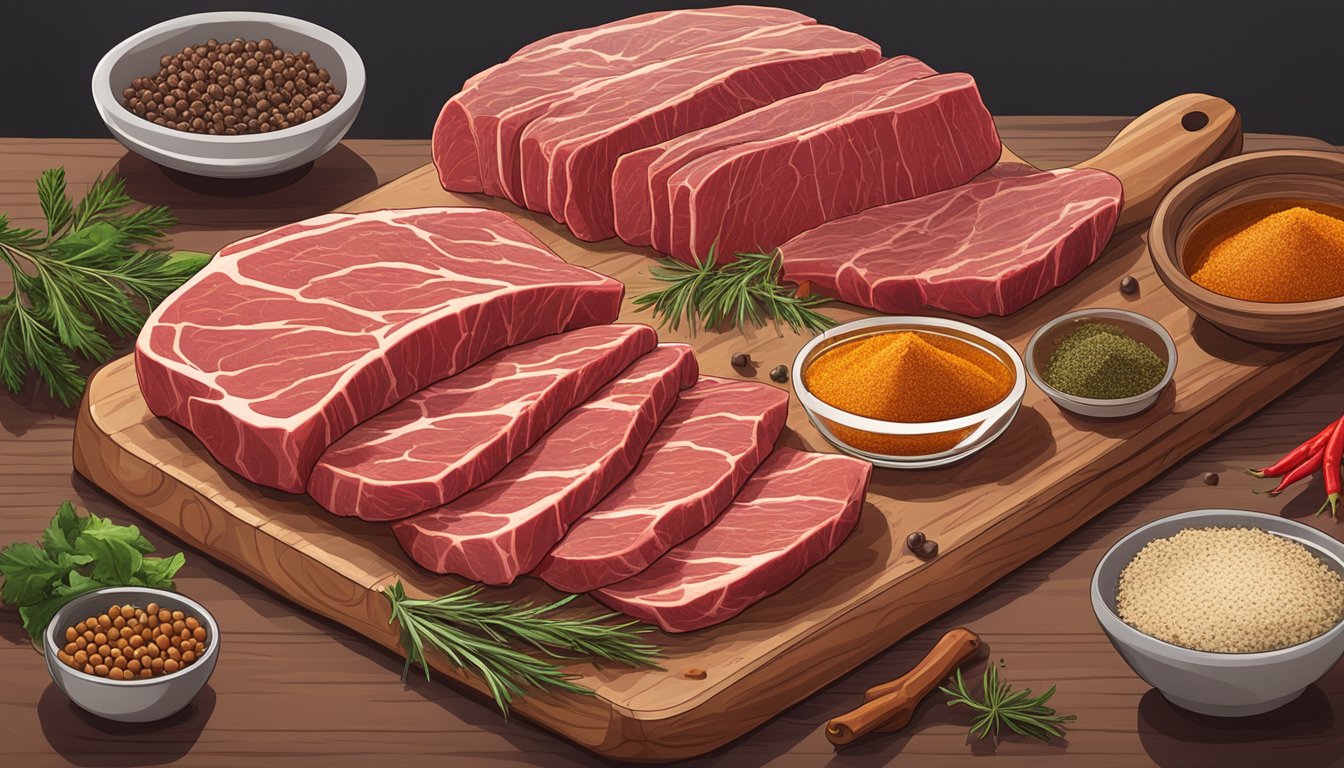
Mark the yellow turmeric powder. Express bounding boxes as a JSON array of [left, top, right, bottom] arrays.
[[1187, 200, 1344, 303], [804, 331, 1013, 456]]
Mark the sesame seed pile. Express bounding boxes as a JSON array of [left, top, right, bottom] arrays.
[[1116, 526, 1344, 653]]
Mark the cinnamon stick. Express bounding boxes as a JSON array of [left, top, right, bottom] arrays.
[[825, 628, 981, 747]]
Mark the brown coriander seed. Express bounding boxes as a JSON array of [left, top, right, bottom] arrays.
[[1202, 471, 1220, 486]]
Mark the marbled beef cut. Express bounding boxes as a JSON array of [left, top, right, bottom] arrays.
[[391, 345, 698, 586], [778, 164, 1123, 316], [308, 324, 656, 521], [661, 71, 1000, 263], [594, 447, 870, 632], [135, 208, 623, 493], [517, 23, 880, 238], [611, 56, 938, 251], [534, 377, 788, 593], [432, 6, 813, 202]]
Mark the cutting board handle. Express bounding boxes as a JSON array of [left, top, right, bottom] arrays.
[[1078, 93, 1242, 229]]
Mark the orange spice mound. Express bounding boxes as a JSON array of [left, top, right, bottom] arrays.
[[1188, 203, 1344, 303], [804, 331, 1013, 456]]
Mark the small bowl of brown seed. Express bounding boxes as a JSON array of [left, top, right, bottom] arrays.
[[44, 586, 219, 722], [92, 12, 365, 178]]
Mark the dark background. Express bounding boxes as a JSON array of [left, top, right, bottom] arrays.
[[4, 0, 1342, 143]]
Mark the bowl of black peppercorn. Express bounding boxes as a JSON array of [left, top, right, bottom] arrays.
[[92, 12, 365, 178]]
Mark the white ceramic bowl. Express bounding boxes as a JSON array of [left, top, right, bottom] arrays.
[[1026, 308, 1177, 418], [1092, 509, 1344, 717], [92, 12, 365, 178], [44, 586, 220, 722], [791, 316, 1026, 469]]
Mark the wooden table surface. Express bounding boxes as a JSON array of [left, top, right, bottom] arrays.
[[2, 126, 1342, 768]]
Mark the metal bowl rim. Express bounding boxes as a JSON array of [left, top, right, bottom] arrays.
[[44, 585, 220, 687]]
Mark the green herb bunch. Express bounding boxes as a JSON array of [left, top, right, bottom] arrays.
[[634, 247, 836, 335], [385, 581, 661, 715], [939, 664, 1076, 743], [0, 502, 186, 641], [0, 168, 209, 405]]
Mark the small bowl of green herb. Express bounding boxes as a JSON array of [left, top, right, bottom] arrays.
[[1026, 308, 1177, 419]]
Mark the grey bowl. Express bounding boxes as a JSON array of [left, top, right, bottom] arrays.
[[44, 586, 220, 722], [1092, 509, 1344, 717], [1026, 308, 1177, 419], [91, 12, 365, 178]]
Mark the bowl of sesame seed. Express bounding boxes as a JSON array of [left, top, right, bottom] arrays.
[[1092, 509, 1344, 717], [92, 12, 365, 178]]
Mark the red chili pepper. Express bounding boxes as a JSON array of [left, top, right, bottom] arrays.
[[1260, 450, 1324, 496], [1322, 418, 1344, 518], [1248, 417, 1342, 478]]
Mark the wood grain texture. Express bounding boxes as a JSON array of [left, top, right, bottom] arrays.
[[2, 129, 1341, 768], [68, 116, 1343, 761]]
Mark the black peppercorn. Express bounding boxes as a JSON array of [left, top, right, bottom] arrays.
[[1119, 275, 1139, 295], [905, 531, 926, 551], [731, 352, 751, 368], [1202, 471, 1220, 486], [769, 365, 788, 383], [918, 540, 939, 559], [121, 38, 342, 135]]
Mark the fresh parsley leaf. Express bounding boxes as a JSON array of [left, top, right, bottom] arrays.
[[0, 503, 189, 640], [0, 167, 208, 405], [74, 516, 151, 584], [40, 501, 93, 558], [20, 592, 78, 642], [58, 570, 106, 596], [139, 553, 185, 589], [0, 542, 71, 606]]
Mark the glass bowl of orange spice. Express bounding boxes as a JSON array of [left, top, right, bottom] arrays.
[[791, 317, 1026, 469], [1150, 149, 1344, 344]]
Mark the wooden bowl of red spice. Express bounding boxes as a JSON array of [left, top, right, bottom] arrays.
[[791, 317, 1026, 469], [1150, 149, 1344, 344]]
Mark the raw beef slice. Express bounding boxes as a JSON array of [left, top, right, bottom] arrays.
[[432, 6, 812, 200], [517, 23, 881, 238], [779, 164, 1123, 316], [595, 448, 871, 632], [611, 56, 937, 250], [308, 324, 656, 521], [663, 72, 1000, 264], [535, 377, 789, 593], [392, 345, 698, 586], [135, 208, 623, 493]]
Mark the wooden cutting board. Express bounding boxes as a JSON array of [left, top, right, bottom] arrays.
[[74, 116, 1342, 761]]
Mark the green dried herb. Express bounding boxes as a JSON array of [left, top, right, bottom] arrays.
[[1042, 322, 1165, 399]]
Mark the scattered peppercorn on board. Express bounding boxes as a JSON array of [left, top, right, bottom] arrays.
[[74, 124, 1344, 761]]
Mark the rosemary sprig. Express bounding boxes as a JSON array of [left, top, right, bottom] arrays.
[[0, 168, 209, 405], [383, 581, 661, 715], [939, 664, 1076, 743], [633, 247, 836, 335]]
